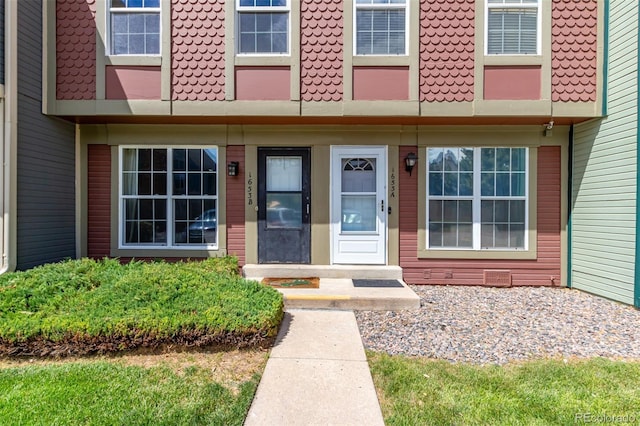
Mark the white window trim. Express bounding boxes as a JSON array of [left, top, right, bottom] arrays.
[[425, 148, 529, 251], [108, 3, 162, 57], [353, 0, 409, 56], [484, 0, 541, 56], [236, 0, 291, 57], [118, 146, 219, 250]]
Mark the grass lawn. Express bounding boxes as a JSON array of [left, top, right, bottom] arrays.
[[368, 352, 640, 425], [0, 349, 268, 425]]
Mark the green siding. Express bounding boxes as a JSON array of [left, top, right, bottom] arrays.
[[572, 1, 637, 305]]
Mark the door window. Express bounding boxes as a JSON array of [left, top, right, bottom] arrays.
[[341, 158, 377, 232], [266, 156, 302, 229]]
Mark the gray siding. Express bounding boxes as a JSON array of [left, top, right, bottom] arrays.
[[16, 1, 75, 269], [571, 2, 638, 305]]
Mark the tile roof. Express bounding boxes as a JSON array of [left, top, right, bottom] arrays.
[[419, 0, 475, 102], [552, 0, 597, 102], [301, 0, 343, 102], [171, 0, 225, 101], [56, 0, 96, 100]]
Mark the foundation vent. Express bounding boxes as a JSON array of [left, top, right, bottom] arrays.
[[484, 270, 512, 287]]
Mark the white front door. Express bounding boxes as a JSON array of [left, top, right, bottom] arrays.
[[331, 146, 387, 265]]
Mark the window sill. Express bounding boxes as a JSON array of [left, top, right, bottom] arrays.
[[352, 55, 410, 67], [235, 55, 292, 66], [106, 55, 162, 66], [483, 55, 543, 66], [417, 248, 536, 260], [111, 248, 227, 258]]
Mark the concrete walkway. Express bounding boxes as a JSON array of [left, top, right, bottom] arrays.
[[244, 309, 385, 426]]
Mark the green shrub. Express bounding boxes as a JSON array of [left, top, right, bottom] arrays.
[[0, 257, 283, 355]]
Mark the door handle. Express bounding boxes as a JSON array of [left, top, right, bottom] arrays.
[[307, 203, 310, 214], [381, 199, 384, 212]]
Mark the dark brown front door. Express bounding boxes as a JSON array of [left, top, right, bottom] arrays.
[[257, 148, 311, 263]]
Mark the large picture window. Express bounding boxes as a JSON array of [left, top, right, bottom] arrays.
[[486, 0, 539, 55], [355, 0, 407, 55], [109, 0, 161, 55], [237, 0, 290, 54], [120, 147, 218, 248], [427, 147, 528, 250]]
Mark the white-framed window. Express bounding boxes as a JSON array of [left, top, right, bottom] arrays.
[[120, 147, 218, 249], [427, 147, 528, 250], [109, 0, 161, 55], [486, 0, 539, 55], [355, 0, 407, 55], [237, 0, 290, 55]]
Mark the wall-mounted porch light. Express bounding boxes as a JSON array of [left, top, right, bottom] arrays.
[[405, 152, 418, 176], [227, 161, 239, 176]]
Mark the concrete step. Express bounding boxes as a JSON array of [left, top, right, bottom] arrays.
[[244, 277, 421, 311], [242, 264, 403, 280]]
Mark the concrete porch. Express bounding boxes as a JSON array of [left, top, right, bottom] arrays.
[[242, 264, 421, 311]]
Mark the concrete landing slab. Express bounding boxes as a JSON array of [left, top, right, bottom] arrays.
[[245, 277, 421, 311], [244, 310, 384, 426], [243, 264, 403, 280]]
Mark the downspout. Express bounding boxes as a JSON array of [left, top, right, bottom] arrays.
[[0, 0, 16, 274], [635, 1, 640, 308], [567, 124, 573, 288]]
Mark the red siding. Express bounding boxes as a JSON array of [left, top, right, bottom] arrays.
[[400, 146, 562, 287], [56, 0, 97, 100], [87, 144, 111, 258], [226, 146, 246, 266]]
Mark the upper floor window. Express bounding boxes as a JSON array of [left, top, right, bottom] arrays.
[[355, 0, 407, 55], [486, 0, 539, 55], [237, 0, 290, 55], [110, 0, 160, 55]]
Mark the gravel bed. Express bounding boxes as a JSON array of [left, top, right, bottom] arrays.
[[355, 285, 640, 365]]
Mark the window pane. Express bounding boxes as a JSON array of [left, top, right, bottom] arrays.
[[511, 148, 526, 171], [140, 199, 153, 220], [173, 173, 186, 195], [429, 200, 442, 222], [442, 223, 457, 247], [458, 224, 473, 247], [495, 200, 509, 222], [511, 172, 525, 196], [495, 224, 509, 247], [203, 173, 217, 196], [481, 148, 495, 171], [342, 195, 376, 232], [459, 148, 473, 171], [153, 173, 166, 195], [188, 149, 201, 171], [269, 157, 302, 191], [138, 149, 151, 170], [203, 149, 217, 171], [153, 149, 167, 171], [510, 200, 525, 223], [443, 173, 458, 196], [430, 173, 443, 197], [443, 200, 457, 222], [429, 223, 443, 247], [510, 224, 525, 248], [481, 172, 494, 196], [443, 148, 459, 171], [267, 193, 302, 229], [459, 200, 472, 223], [123, 173, 136, 195], [138, 173, 151, 195], [496, 173, 510, 196], [459, 172, 473, 196], [481, 200, 494, 222], [428, 148, 444, 171], [174, 199, 187, 220], [188, 173, 201, 195], [481, 224, 494, 247], [496, 148, 510, 171]]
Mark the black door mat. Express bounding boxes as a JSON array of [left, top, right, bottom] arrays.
[[352, 279, 404, 288]]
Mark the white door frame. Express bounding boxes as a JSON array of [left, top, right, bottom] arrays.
[[330, 146, 387, 265]]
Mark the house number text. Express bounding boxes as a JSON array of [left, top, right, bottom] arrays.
[[247, 173, 253, 205]]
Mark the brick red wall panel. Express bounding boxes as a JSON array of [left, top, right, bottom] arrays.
[[400, 146, 562, 286], [171, 0, 225, 101], [226, 146, 246, 265], [56, 0, 96, 100], [552, 0, 597, 102], [419, 0, 474, 102], [87, 144, 111, 258], [301, 0, 343, 101]]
